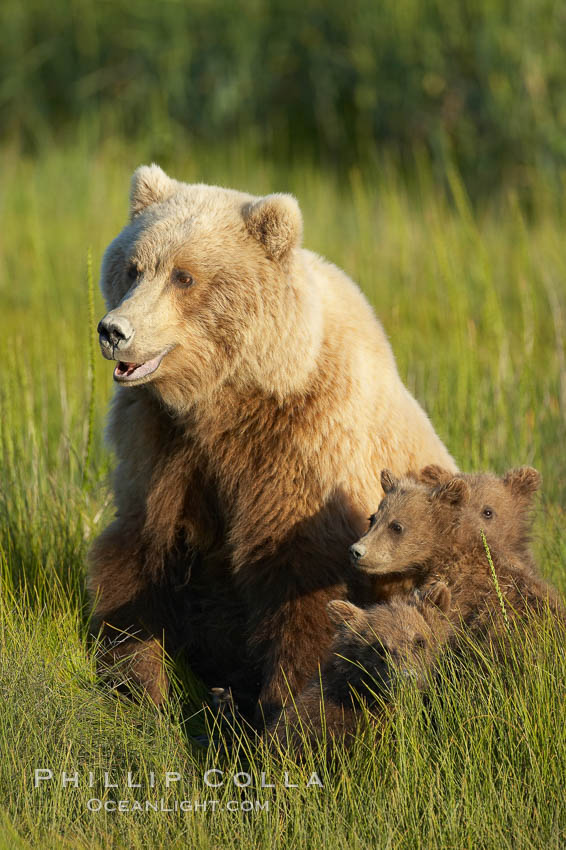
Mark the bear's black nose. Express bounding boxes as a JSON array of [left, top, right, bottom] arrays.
[[97, 315, 134, 349], [349, 543, 366, 561]]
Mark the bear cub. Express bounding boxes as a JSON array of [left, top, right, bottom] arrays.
[[418, 464, 541, 573], [268, 583, 453, 752], [350, 467, 564, 637]]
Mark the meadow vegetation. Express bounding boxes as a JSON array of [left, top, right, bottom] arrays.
[[0, 136, 565, 848], [4, 0, 566, 190]]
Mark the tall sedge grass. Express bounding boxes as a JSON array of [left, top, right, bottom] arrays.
[[481, 530, 510, 631], [0, 138, 565, 847], [3, 0, 566, 189], [82, 247, 96, 490]]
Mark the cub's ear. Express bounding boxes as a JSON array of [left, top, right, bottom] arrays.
[[130, 164, 175, 219], [419, 464, 452, 486], [503, 467, 541, 498], [421, 582, 451, 615], [327, 600, 364, 626], [381, 469, 397, 494], [242, 194, 303, 260], [431, 477, 469, 506]]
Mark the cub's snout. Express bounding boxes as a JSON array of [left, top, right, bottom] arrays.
[[349, 542, 366, 564]]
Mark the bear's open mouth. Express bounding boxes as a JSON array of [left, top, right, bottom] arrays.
[[113, 349, 169, 384]]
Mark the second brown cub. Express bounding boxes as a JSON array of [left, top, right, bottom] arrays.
[[267, 583, 452, 753]]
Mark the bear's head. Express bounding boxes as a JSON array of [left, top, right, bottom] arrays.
[[419, 465, 541, 558], [327, 582, 452, 690], [348, 469, 469, 577], [97, 165, 316, 410]]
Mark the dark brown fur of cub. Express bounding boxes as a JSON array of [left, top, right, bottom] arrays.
[[267, 584, 452, 753], [351, 469, 564, 640]]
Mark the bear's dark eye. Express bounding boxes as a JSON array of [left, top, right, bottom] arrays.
[[172, 268, 194, 288], [389, 521, 403, 535], [414, 635, 427, 650], [482, 507, 494, 519], [368, 513, 377, 527], [127, 263, 140, 281]]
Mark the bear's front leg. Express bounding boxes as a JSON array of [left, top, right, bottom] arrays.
[[96, 630, 169, 706], [267, 687, 359, 755], [88, 519, 174, 706], [244, 572, 343, 725]]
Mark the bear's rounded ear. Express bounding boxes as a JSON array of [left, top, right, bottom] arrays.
[[327, 599, 363, 626], [419, 464, 452, 486], [381, 469, 397, 494], [130, 164, 175, 219], [421, 582, 451, 615], [503, 467, 541, 498], [242, 193, 303, 260], [431, 477, 469, 506]]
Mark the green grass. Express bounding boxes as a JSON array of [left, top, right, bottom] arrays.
[[4, 0, 566, 188], [0, 137, 565, 848]]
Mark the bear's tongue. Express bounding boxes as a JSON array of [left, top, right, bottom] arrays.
[[113, 352, 165, 382], [116, 362, 138, 378]]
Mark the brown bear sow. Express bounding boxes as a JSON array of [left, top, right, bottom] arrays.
[[268, 584, 453, 752], [88, 165, 456, 720], [350, 469, 564, 636]]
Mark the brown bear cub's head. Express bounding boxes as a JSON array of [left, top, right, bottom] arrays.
[[349, 469, 468, 578], [97, 165, 309, 408], [326, 582, 452, 693], [419, 465, 541, 563]]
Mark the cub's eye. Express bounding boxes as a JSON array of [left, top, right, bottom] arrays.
[[172, 268, 194, 288], [413, 635, 427, 650], [389, 521, 403, 535], [127, 263, 140, 281], [482, 507, 494, 519], [368, 513, 377, 527]]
